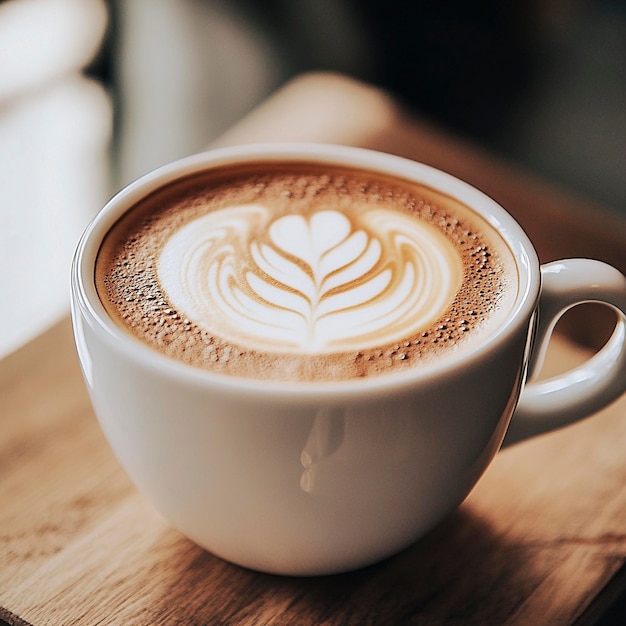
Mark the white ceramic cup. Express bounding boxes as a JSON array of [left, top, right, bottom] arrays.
[[71, 143, 626, 576]]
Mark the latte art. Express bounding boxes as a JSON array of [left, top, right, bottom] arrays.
[[158, 205, 462, 352], [96, 163, 517, 381]]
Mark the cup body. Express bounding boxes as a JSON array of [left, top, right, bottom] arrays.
[[71, 143, 540, 575]]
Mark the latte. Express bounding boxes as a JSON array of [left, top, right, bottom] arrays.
[[95, 162, 518, 381]]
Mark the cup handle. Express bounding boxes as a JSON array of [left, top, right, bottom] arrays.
[[504, 259, 626, 445]]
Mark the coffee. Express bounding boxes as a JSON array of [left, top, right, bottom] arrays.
[[95, 162, 517, 381]]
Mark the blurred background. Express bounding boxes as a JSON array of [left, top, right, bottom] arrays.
[[2, 0, 625, 357]]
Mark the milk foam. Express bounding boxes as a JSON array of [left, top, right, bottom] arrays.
[[96, 164, 517, 381], [157, 204, 463, 352]]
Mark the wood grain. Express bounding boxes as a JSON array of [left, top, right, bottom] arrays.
[[1, 73, 625, 625]]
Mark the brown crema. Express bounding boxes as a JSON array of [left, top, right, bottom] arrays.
[[95, 162, 518, 381]]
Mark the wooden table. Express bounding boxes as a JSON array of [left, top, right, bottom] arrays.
[[2, 73, 626, 626]]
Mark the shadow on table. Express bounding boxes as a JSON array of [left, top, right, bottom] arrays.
[[151, 506, 540, 625]]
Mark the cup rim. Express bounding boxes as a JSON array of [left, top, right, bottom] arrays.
[[71, 142, 540, 400]]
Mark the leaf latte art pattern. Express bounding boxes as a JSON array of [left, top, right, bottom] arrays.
[[157, 205, 463, 352]]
